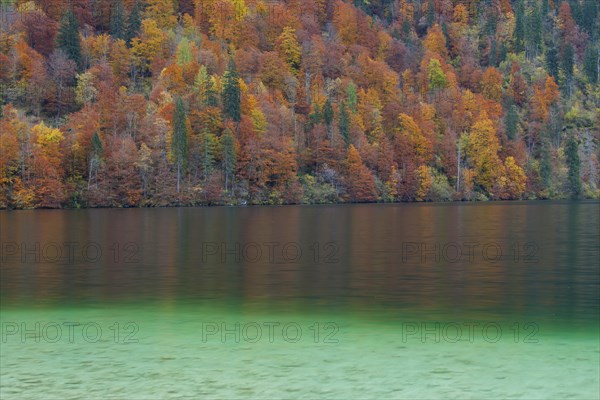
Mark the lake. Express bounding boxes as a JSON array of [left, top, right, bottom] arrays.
[[1, 201, 599, 398]]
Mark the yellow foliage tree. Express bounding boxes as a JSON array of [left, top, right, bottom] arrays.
[[206, 0, 248, 42], [415, 165, 432, 201], [480, 67, 503, 102], [83, 33, 111, 64], [464, 112, 502, 194], [276, 27, 301, 74], [250, 107, 268, 134], [144, 0, 177, 30], [131, 19, 167, 71], [498, 156, 527, 199], [31, 122, 66, 207], [34, 122, 64, 147], [396, 113, 433, 165]]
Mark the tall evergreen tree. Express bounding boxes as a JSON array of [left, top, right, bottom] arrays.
[[580, 0, 598, 38], [565, 134, 581, 199], [545, 44, 559, 82], [426, 0, 434, 27], [57, 10, 82, 67], [583, 45, 598, 84], [205, 80, 219, 108], [562, 44, 574, 79], [525, 3, 542, 58], [306, 103, 322, 132], [540, 141, 552, 188], [221, 128, 237, 192], [323, 98, 334, 139], [505, 105, 519, 141], [485, 10, 497, 36], [513, 0, 525, 53], [200, 128, 216, 181], [126, 1, 142, 46], [498, 42, 507, 64], [402, 19, 411, 38], [489, 40, 497, 67], [541, 0, 549, 18], [172, 97, 188, 193], [110, 0, 125, 39], [222, 58, 241, 122], [561, 44, 574, 96], [346, 82, 357, 113]]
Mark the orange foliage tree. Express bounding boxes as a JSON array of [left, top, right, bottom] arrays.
[[344, 145, 376, 202]]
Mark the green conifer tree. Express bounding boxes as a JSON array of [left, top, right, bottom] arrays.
[[565, 134, 581, 198], [221, 128, 237, 192], [57, 10, 82, 67], [110, 0, 125, 39], [514, 0, 525, 53], [545, 44, 559, 82], [222, 59, 241, 122], [346, 82, 358, 113], [338, 101, 350, 147], [505, 105, 519, 141], [583, 45, 598, 84], [125, 1, 142, 46]]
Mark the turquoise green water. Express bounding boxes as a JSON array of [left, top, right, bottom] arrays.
[[1, 202, 599, 398], [2, 304, 598, 399]]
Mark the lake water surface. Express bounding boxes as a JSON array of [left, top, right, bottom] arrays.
[[1, 202, 599, 398]]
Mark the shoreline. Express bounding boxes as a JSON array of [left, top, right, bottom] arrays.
[[1, 197, 598, 211]]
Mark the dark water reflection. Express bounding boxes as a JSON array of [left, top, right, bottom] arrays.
[[1, 201, 599, 326]]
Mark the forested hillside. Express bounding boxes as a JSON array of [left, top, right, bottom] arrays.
[[0, 0, 598, 208]]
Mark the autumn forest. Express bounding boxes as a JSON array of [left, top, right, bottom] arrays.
[[0, 0, 598, 208]]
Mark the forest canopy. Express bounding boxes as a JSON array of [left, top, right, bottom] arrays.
[[0, 0, 598, 208]]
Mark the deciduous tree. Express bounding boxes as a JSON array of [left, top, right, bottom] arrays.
[[145, 0, 178, 30], [276, 27, 301, 74], [344, 145, 376, 202], [31, 122, 67, 207], [171, 97, 189, 193], [464, 112, 502, 194]]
